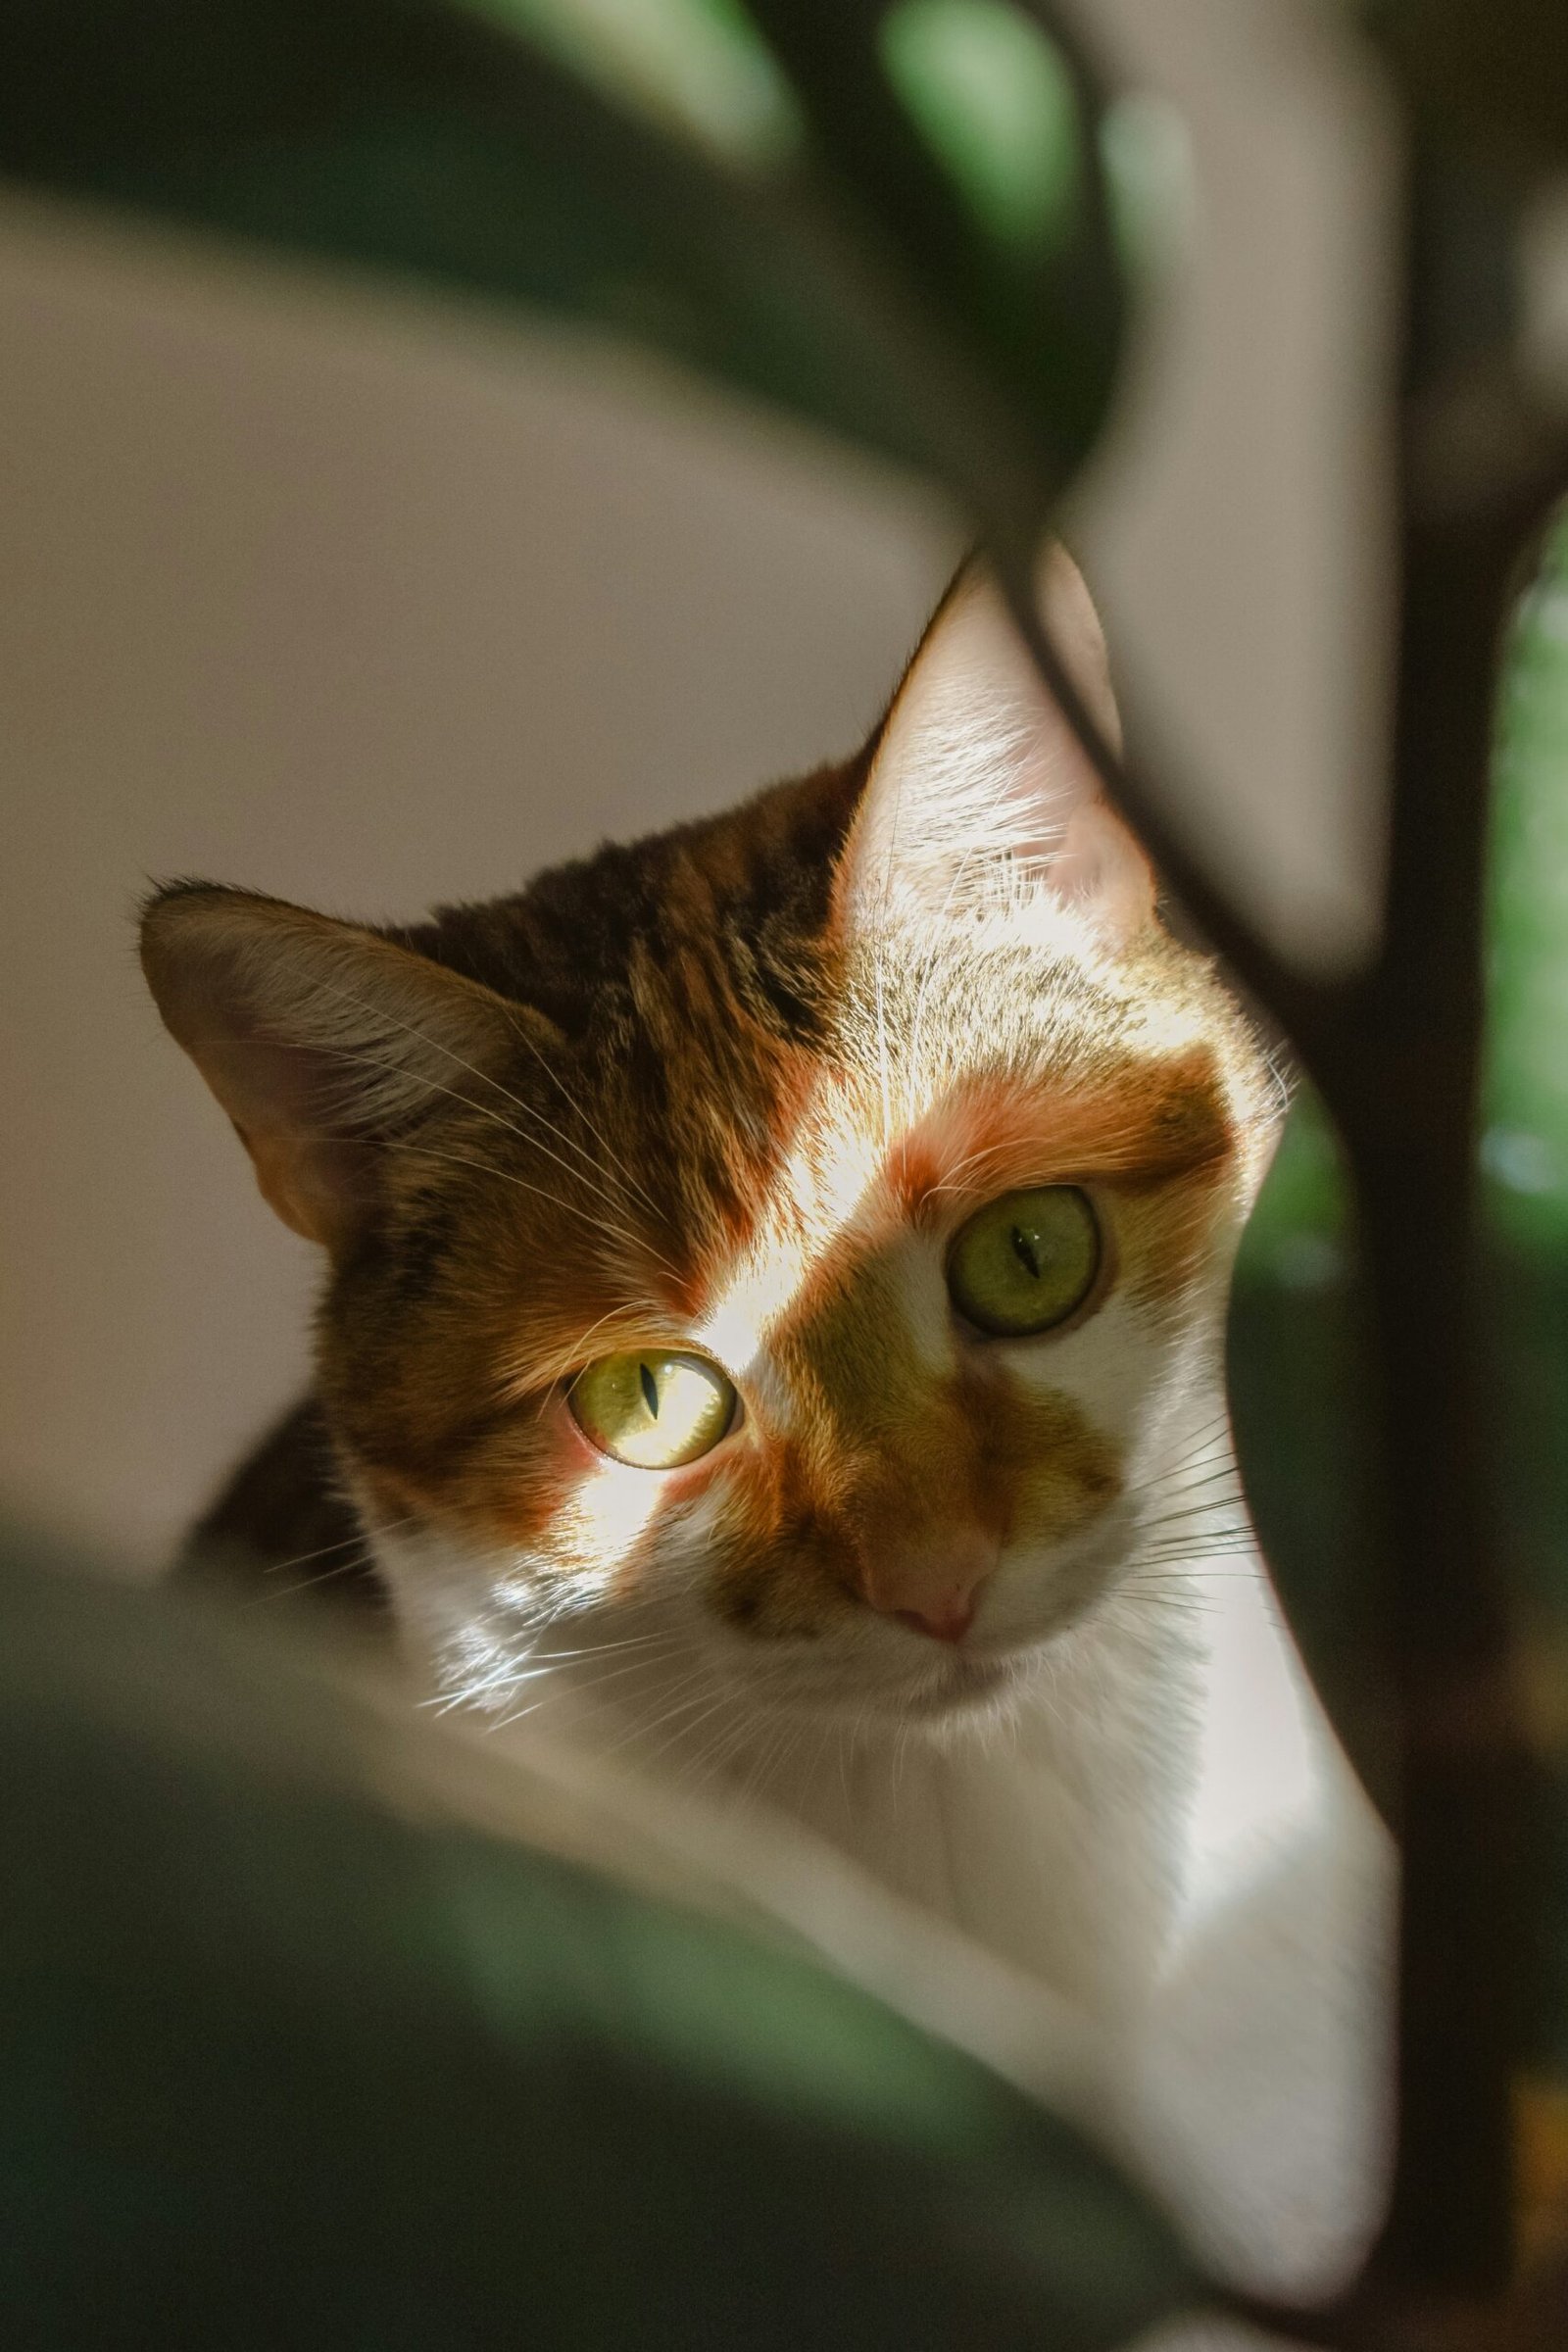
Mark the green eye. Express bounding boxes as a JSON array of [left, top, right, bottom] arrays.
[[569, 1350, 737, 1469], [946, 1186, 1101, 1338]]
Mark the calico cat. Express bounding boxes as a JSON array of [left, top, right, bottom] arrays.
[[143, 549, 1390, 2285]]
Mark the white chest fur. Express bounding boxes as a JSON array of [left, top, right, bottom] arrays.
[[372, 1499, 1393, 2297]]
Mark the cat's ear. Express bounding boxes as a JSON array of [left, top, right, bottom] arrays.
[[140, 884, 537, 1251], [835, 545, 1155, 942]]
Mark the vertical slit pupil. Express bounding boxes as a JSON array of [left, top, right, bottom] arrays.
[[1010, 1225, 1042, 1280], [639, 1361, 661, 1418]]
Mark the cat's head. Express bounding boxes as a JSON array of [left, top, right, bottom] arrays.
[[143, 552, 1280, 1732]]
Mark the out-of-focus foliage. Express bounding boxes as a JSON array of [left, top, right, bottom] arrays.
[[1361, 1, 1568, 169], [1489, 526, 1568, 2075], [1490, 535, 1568, 1262], [1230, 1100, 1369, 1768], [469, 1, 803, 170], [0, 0, 1145, 539], [1233, 523, 1568, 2065], [880, 0, 1081, 257], [0, 1530, 1205, 2345]]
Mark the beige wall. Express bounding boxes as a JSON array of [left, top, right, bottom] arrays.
[[0, 0, 1389, 1568]]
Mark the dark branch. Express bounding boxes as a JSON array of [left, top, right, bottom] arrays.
[[989, 552, 1342, 1073]]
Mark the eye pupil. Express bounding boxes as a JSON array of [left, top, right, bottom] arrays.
[[946, 1186, 1101, 1338], [571, 1349, 736, 1468], [1010, 1224, 1042, 1281]]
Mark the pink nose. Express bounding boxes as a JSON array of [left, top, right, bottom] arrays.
[[894, 1595, 979, 1645], [859, 1531, 996, 1645]]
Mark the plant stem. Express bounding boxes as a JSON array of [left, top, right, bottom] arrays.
[[1349, 483, 1524, 2290]]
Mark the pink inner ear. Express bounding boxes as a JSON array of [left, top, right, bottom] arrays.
[[203, 1028, 377, 1250], [1050, 801, 1158, 937], [836, 547, 1156, 947], [240, 1114, 373, 1250], [143, 886, 545, 1255]]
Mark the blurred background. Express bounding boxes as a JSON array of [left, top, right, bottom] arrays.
[[0, 0, 1397, 1568]]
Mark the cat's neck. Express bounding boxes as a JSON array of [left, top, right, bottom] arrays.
[[438, 1566, 1266, 2017], [548, 1554, 1348, 2016], [368, 1444, 1356, 2022], [370, 1490, 1393, 2294], [509, 1543, 1391, 2292], [724, 1600, 1199, 2012]]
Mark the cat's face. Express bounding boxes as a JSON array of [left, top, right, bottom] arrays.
[[143, 554, 1279, 1734]]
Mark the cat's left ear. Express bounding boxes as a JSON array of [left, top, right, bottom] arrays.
[[835, 545, 1155, 943]]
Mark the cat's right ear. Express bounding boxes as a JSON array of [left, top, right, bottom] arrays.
[[833, 545, 1155, 943], [140, 884, 541, 1252]]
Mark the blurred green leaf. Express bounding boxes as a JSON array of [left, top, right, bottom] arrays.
[[1489, 528, 1568, 1254], [1485, 521, 1568, 2081], [1231, 522, 1568, 1976], [0, 0, 1132, 535], [747, 0, 1126, 525], [879, 0, 1081, 258], [1230, 1096, 1380, 1795], [471, 0, 802, 170], [1, 1531, 1205, 2346]]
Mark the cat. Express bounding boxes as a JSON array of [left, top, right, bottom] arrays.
[[142, 547, 1392, 2291]]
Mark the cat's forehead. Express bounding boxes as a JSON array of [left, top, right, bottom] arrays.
[[612, 921, 1252, 1349], [398, 775, 1275, 1390]]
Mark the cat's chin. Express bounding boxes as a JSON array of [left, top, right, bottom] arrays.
[[751, 1644, 1038, 1738], [879, 1655, 1024, 1731], [890, 1650, 1025, 1723]]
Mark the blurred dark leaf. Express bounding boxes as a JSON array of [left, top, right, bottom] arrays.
[[1361, 1, 1568, 170], [1228, 1105, 1384, 1804], [0, 0, 1129, 536], [1231, 518, 1568, 2049], [745, 0, 1126, 525], [0, 1529, 1203, 2347]]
